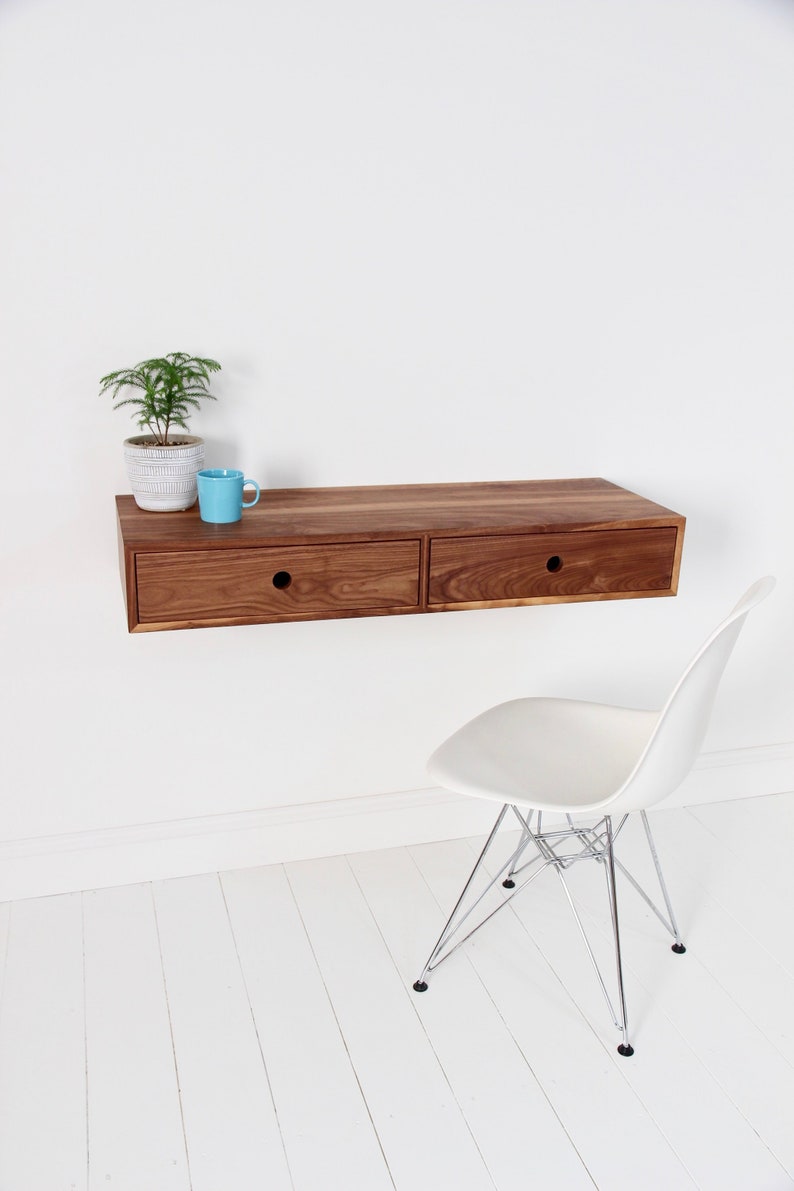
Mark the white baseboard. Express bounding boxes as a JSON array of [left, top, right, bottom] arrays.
[[657, 741, 794, 809], [2, 743, 792, 902]]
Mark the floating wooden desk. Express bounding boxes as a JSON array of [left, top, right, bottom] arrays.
[[115, 478, 685, 633]]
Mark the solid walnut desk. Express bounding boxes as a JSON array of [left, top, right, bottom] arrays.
[[115, 478, 685, 633]]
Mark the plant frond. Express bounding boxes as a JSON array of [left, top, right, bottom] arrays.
[[101, 352, 222, 434], [111, 395, 149, 411]]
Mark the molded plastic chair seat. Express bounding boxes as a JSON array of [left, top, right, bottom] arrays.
[[414, 577, 776, 1056], [429, 699, 659, 813]]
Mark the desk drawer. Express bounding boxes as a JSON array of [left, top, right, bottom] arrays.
[[136, 540, 421, 624], [428, 528, 678, 605]]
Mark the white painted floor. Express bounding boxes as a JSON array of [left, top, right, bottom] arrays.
[[1, 792, 793, 1191]]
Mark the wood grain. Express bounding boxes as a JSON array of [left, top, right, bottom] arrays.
[[116, 479, 685, 631], [116, 478, 683, 547], [428, 528, 678, 605], [136, 540, 421, 623]]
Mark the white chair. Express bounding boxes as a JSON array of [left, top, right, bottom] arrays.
[[413, 577, 776, 1055]]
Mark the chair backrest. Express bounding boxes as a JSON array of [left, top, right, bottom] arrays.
[[606, 576, 776, 814]]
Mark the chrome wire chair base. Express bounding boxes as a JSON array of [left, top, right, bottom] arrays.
[[413, 805, 686, 1056]]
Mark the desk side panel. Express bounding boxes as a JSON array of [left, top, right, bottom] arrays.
[[116, 505, 140, 632]]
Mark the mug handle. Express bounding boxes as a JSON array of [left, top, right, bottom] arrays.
[[242, 480, 260, 508]]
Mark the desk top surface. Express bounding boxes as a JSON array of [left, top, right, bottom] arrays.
[[116, 477, 684, 549]]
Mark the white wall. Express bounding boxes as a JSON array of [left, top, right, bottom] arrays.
[[2, 0, 793, 897]]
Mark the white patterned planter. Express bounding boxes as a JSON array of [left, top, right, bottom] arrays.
[[123, 435, 205, 511]]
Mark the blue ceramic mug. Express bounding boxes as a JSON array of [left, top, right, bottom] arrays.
[[197, 469, 260, 523]]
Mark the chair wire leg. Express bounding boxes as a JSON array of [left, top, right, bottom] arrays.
[[413, 804, 510, 991], [555, 867, 621, 1032], [641, 811, 686, 953], [604, 815, 634, 1056], [502, 810, 535, 888]]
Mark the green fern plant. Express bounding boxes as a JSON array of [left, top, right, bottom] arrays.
[[100, 352, 221, 446]]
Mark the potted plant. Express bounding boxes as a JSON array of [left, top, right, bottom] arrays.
[[100, 351, 222, 511]]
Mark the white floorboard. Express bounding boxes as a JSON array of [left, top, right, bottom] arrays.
[[619, 813, 794, 1068], [285, 854, 496, 1190], [82, 883, 189, 1190], [0, 894, 87, 1191], [0, 791, 792, 1191], [152, 874, 292, 1191], [514, 839, 790, 1189], [349, 844, 595, 1189], [220, 864, 393, 1191], [568, 822, 794, 1178], [410, 836, 695, 1190], [649, 808, 794, 978]]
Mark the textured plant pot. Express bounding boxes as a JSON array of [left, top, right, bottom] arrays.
[[123, 435, 205, 511]]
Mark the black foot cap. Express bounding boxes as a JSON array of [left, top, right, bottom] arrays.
[[671, 943, 687, 954], [413, 980, 428, 992], [502, 878, 516, 889], [617, 1043, 635, 1057]]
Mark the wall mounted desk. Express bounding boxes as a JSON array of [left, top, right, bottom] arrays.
[[116, 478, 685, 633]]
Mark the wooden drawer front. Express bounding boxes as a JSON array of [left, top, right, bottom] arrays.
[[428, 527, 678, 605], [136, 540, 421, 623]]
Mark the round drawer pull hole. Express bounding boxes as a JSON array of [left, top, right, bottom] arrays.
[[272, 571, 292, 590], [546, 555, 563, 573]]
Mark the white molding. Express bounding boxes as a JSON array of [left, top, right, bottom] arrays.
[[2, 743, 792, 902], [660, 741, 794, 808]]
